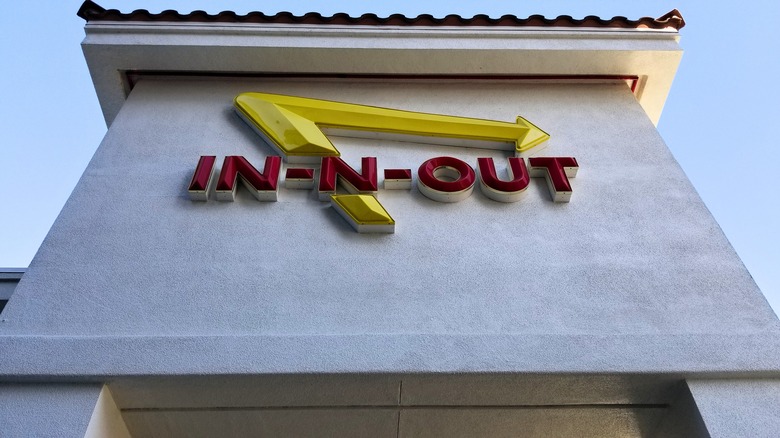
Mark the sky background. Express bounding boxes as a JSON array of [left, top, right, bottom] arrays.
[[1, 1, 778, 313]]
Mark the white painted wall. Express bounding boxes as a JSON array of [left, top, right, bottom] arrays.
[[1, 17, 778, 436], [0, 384, 102, 437], [2, 78, 775, 355], [2, 72, 779, 438]]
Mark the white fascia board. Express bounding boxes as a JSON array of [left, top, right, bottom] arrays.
[[82, 22, 682, 126]]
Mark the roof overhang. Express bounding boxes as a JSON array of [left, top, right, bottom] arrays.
[[81, 21, 682, 126]]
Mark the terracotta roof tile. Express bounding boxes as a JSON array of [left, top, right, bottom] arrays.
[[77, 1, 684, 31]]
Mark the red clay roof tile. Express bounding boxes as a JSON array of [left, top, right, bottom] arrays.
[[77, 1, 684, 30]]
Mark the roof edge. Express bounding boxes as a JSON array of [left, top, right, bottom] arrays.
[[77, 1, 684, 30]]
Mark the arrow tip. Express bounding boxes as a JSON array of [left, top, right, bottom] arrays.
[[515, 116, 550, 155]]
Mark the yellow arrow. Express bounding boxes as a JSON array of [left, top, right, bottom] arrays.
[[234, 92, 549, 163], [331, 194, 395, 234]]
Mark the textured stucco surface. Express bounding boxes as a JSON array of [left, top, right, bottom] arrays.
[[688, 379, 780, 438], [0, 282, 16, 301], [0, 383, 101, 437], [1, 79, 778, 381], [651, 382, 709, 438], [3, 77, 779, 437], [3, 79, 775, 338]]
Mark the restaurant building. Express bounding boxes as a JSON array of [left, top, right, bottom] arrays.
[[2, 2, 780, 436]]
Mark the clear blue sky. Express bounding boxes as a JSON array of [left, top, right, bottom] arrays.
[[2, 1, 778, 313]]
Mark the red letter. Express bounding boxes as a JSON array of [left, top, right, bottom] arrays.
[[417, 156, 476, 203], [477, 157, 530, 203], [215, 155, 282, 201], [187, 155, 216, 201], [318, 157, 378, 200], [528, 157, 579, 202]]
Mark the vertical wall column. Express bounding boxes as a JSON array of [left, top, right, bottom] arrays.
[[0, 383, 105, 437], [85, 386, 133, 438], [686, 379, 780, 437], [653, 379, 780, 438]]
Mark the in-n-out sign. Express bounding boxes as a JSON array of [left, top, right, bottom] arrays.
[[189, 155, 578, 233], [187, 93, 579, 233]]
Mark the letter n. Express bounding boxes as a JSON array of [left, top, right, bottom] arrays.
[[215, 155, 282, 201], [318, 157, 378, 201]]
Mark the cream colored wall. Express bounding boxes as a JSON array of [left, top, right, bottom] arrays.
[[85, 386, 132, 438]]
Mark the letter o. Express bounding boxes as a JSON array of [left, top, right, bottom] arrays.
[[417, 156, 476, 203]]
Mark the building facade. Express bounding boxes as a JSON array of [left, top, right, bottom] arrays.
[[1, 2, 780, 437]]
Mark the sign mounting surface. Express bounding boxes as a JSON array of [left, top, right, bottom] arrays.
[[188, 92, 578, 234]]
